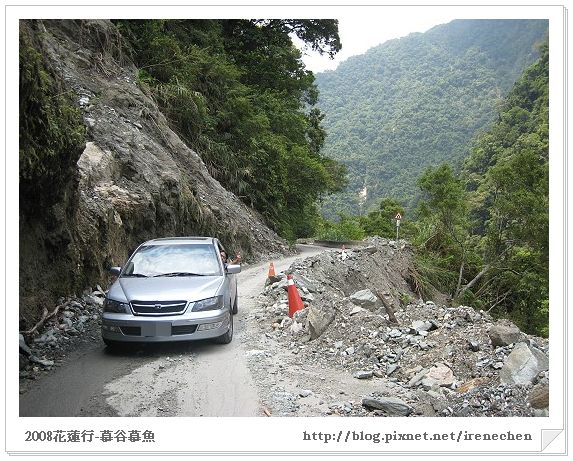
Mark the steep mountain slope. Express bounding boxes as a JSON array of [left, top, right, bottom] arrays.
[[19, 20, 291, 327], [316, 19, 548, 217]]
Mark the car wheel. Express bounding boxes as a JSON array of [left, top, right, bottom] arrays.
[[231, 294, 238, 315], [215, 312, 233, 344]]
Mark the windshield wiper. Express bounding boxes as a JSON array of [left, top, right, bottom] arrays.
[[152, 272, 204, 277], [122, 273, 148, 278]]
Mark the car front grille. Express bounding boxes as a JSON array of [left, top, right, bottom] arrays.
[[130, 300, 187, 316]]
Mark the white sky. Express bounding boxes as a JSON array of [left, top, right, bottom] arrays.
[[299, 13, 459, 73]]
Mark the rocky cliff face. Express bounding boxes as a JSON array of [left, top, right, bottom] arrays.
[[19, 20, 290, 327]]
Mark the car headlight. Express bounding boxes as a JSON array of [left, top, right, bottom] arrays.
[[103, 298, 130, 313], [192, 296, 223, 312]]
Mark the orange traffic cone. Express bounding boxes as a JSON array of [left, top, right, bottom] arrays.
[[268, 262, 276, 278], [287, 274, 304, 318]]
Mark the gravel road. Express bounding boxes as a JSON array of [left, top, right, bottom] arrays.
[[19, 244, 325, 417]]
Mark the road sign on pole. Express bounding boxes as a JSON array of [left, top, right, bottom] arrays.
[[395, 213, 402, 240]]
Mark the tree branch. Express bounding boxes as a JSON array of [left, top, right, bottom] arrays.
[[21, 304, 63, 337]]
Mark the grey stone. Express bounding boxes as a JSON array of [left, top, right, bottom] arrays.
[[421, 378, 437, 390], [349, 305, 367, 316], [411, 320, 433, 332], [386, 364, 399, 375], [489, 322, 523, 346], [294, 274, 319, 293], [408, 368, 429, 387], [388, 329, 402, 338], [500, 342, 549, 385], [362, 397, 413, 416], [469, 341, 480, 352], [290, 321, 303, 334], [354, 370, 373, 379], [299, 389, 313, 398], [349, 289, 380, 311], [307, 303, 335, 339], [29, 356, 54, 367]]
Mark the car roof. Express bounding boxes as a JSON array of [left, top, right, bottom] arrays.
[[141, 237, 218, 246]]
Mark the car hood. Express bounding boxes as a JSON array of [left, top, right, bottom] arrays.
[[110, 276, 224, 302]]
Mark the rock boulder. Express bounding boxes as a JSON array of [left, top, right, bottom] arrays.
[[488, 322, 523, 346], [500, 342, 549, 385]]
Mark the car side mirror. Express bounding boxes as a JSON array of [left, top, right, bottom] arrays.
[[109, 266, 121, 276], [226, 264, 241, 274]]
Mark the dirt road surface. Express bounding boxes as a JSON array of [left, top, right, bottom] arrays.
[[19, 244, 325, 417]]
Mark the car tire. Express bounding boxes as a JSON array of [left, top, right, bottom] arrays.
[[231, 293, 238, 315], [215, 312, 233, 344]]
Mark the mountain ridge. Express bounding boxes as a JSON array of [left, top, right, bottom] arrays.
[[316, 19, 548, 218]]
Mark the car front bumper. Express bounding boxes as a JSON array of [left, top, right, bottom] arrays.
[[101, 309, 231, 343]]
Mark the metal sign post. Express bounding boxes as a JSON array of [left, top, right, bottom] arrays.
[[395, 213, 402, 240]]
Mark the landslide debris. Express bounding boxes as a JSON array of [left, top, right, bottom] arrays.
[[19, 19, 292, 329], [246, 238, 549, 417], [19, 287, 107, 392]]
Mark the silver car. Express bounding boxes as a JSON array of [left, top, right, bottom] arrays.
[[101, 237, 240, 347]]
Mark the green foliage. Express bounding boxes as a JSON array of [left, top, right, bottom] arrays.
[[316, 19, 548, 218], [115, 19, 345, 239], [412, 252, 458, 300], [19, 22, 86, 210], [356, 197, 413, 239], [315, 214, 365, 241], [408, 43, 548, 336], [461, 42, 549, 336]]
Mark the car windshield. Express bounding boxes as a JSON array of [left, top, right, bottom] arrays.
[[122, 243, 221, 277]]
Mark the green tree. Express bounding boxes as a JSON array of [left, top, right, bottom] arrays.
[[358, 198, 410, 238], [461, 42, 548, 335], [416, 164, 473, 297], [115, 19, 345, 239]]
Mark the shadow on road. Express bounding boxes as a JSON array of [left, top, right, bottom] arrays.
[[101, 338, 226, 358]]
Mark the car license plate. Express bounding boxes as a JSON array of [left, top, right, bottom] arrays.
[[142, 323, 171, 337]]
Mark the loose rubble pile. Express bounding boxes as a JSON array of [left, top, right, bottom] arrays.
[[19, 288, 105, 388], [251, 238, 549, 417]]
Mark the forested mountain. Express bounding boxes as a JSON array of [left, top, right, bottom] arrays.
[[316, 19, 548, 218]]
